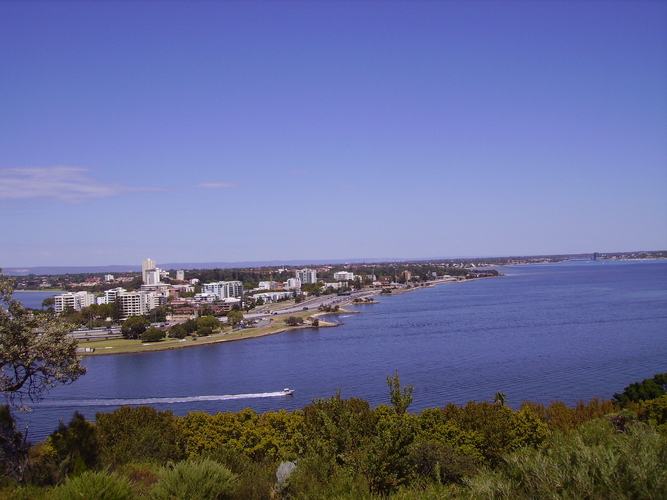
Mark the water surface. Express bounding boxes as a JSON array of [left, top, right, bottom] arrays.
[[19, 261, 667, 439]]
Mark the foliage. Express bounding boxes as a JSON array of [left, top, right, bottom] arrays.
[[179, 408, 303, 463], [464, 419, 667, 499], [285, 316, 304, 327], [197, 326, 213, 337], [48, 411, 99, 477], [150, 459, 237, 500], [120, 315, 149, 339], [196, 315, 219, 331], [0, 405, 29, 481], [96, 406, 184, 467], [226, 309, 243, 327], [0, 275, 85, 405], [614, 372, 667, 406], [140, 327, 165, 343], [387, 371, 413, 415], [50, 470, 134, 500], [520, 398, 617, 431]]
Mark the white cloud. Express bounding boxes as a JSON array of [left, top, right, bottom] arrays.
[[198, 181, 236, 189], [0, 167, 150, 202]]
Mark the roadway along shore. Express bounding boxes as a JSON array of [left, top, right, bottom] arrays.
[[76, 277, 488, 356]]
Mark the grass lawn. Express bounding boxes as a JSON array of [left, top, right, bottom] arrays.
[[80, 309, 332, 356]]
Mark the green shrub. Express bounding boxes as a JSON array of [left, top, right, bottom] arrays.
[[48, 412, 99, 477], [115, 462, 161, 496], [96, 406, 184, 467], [150, 459, 237, 499], [50, 470, 134, 500], [465, 419, 667, 498], [140, 327, 165, 343]]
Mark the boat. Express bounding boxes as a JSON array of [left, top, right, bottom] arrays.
[[282, 387, 295, 396]]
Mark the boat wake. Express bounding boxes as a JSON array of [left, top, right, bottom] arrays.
[[38, 391, 291, 407]]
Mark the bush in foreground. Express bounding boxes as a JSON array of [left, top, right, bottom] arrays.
[[50, 470, 134, 500], [150, 459, 237, 500]]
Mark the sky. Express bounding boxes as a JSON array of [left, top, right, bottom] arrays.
[[1, 1, 666, 267]]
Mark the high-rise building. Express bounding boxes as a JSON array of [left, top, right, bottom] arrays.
[[142, 258, 157, 284], [296, 268, 317, 284], [176, 270, 185, 281], [54, 291, 96, 313]]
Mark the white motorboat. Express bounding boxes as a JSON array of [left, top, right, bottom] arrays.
[[282, 387, 295, 396]]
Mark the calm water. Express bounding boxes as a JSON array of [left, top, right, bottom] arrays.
[[13, 290, 60, 310], [18, 261, 667, 440]]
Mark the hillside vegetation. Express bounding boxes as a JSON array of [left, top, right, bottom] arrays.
[[1, 373, 666, 499]]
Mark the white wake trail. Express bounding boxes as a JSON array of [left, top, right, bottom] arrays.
[[39, 391, 291, 407]]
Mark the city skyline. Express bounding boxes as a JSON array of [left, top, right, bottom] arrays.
[[2, 2, 666, 266]]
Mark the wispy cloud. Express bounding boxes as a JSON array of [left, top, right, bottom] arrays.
[[0, 167, 151, 202], [198, 181, 237, 189]]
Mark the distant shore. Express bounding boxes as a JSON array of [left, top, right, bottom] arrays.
[[77, 277, 492, 357]]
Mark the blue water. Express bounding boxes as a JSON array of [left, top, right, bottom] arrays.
[[17, 261, 667, 440], [12, 290, 61, 310]]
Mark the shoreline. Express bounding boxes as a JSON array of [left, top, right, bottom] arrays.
[[77, 277, 493, 357]]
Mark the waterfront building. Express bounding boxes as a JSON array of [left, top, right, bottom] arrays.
[[253, 291, 293, 303], [201, 281, 244, 300], [117, 291, 158, 319], [176, 270, 185, 281], [296, 268, 317, 284], [54, 291, 96, 313], [333, 271, 355, 281]]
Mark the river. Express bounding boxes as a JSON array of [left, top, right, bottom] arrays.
[[15, 260, 667, 440]]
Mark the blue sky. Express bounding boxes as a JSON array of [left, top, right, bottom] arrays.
[[1, 1, 666, 267]]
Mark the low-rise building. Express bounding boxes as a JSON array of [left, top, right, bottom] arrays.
[[333, 271, 355, 281]]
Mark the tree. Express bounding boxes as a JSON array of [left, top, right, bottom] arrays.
[[387, 371, 413, 415], [196, 326, 213, 337], [121, 316, 149, 339], [494, 392, 507, 407], [196, 316, 219, 331], [227, 310, 243, 327], [285, 316, 304, 327], [140, 327, 165, 343], [0, 273, 85, 405]]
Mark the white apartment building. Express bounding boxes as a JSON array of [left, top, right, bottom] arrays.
[[54, 291, 96, 313], [176, 270, 185, 281], [117, 291, 159, 319], [258, 280, 278, 290], [296, 268, 317, 284], [201, 281, 244, 300], [104, 287, 127, 304], [285, 278, 302, 290], [253, 291, 293, 303], [104, 274, 114, 282], [333, 271, 355, 281]]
